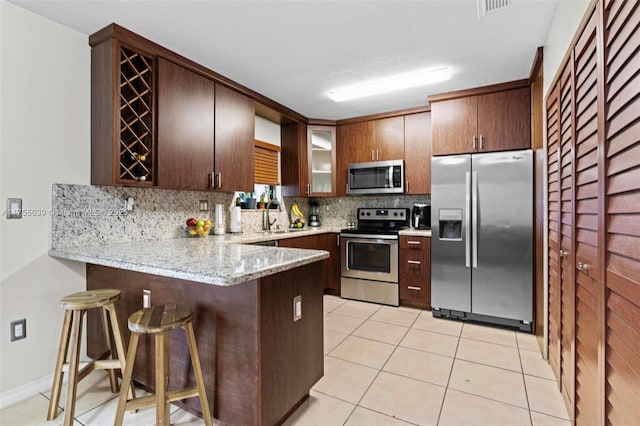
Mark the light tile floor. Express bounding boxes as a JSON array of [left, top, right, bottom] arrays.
[[0, 295, 570, 426]]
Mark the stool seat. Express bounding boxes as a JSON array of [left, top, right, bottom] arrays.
[[128, 304, 193, 334], [60, 289, 121, 310]]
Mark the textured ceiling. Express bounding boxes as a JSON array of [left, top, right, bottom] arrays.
[[10, 0, 557, 120]]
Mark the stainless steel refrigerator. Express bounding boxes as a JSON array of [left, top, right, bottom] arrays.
[[430, 149, 533, 331]]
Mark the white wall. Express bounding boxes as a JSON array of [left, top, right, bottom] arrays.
[[0, 2, 90, 405], [255, 115, 281, 146], [543, 0, 591, 96]]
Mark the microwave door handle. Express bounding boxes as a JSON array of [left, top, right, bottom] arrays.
[[389, 166, 393, 188]]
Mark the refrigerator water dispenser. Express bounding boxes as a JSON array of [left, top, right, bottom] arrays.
[[439, 209, 462, 240]]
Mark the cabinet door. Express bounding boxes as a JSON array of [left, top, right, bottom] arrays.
[[477, 87, 531, 152], [374, 116, 404, 161], [431, 96, 477, 156], [336, 121, 375, 195], [215, 83, 255, 192], [280, 121, 308, 197], [404, 112, 431, 194], [327, 233, 341, 292], [157, 58, 215, 190], [399, 236, 431, 308], [308, 126, 336, 196]]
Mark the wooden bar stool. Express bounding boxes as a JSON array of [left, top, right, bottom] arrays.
[[115, 304, 212, 426], [48, 289, 134, 426]]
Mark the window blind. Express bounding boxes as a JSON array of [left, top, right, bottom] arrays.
[[254, 139, 281, 185]]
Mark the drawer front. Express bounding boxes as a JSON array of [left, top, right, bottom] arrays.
[[399, 237, 431, 308], [400, 235, 430, 250]]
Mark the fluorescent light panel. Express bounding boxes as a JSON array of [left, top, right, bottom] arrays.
[[328, 67, 450, 102]]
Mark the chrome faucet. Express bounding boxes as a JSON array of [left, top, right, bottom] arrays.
[[263, 201, 277, 231]]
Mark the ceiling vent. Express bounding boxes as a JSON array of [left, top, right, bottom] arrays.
[[477, 0, 511, 17]]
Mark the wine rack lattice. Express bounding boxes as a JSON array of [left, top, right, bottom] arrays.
[[119, 46, 153, 183]]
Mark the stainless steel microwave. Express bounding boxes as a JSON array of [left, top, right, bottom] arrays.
[[347, 160, 404, 195]]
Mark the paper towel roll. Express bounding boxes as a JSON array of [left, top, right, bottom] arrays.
[[230, 206, 242, 233]]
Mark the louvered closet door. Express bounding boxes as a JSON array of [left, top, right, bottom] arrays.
[[604, 1, 640, 424], [558, 63, 575, 413], [546, 85, 561, 383], [572, 10, 601, 424]]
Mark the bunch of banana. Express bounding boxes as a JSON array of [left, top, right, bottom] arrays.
[[290, 201, 305, 228]]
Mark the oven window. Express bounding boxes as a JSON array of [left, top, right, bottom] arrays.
[[348, 241, 391, 273]]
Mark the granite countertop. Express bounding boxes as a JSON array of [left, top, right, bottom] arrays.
[[49, 234, 330, 286], [399, 228, 432, 237]]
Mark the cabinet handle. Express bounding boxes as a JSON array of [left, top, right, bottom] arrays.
[[371, 150, 375, 160], [407, 260, 421, 265], [376, 149, 380, 160], [337, 235, 340, 247], [306, 183, 311, 195], [473, 135, 478, 150], [210, 172, 215, 188], [408, 286, 421, 291], [479, 135, 484, 150], [559, 250, 568, 257], [407, 241, 421, 246]]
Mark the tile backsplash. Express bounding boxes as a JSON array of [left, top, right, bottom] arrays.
[[51, 184, 428, 248]]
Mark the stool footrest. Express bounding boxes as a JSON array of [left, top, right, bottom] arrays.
[[124, 387, 200, 411]]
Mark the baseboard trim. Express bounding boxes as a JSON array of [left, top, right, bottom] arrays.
[[0, 374, 53, 410]]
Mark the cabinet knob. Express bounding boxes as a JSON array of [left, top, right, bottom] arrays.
[[577, 262, 590, 272], [559, 250, 568, 257]]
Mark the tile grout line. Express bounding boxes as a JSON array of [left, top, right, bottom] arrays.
[[435, 321, 464, 425], [341, 305, 422, 426], [516, 334, 535, 426]]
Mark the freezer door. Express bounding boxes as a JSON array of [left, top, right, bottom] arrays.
[[431, 155, 472, 312], [471, 150, 533, 321]]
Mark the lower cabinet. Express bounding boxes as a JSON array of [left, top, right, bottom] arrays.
[[278, 233, 340, 293], [399, 236, 431, 309]]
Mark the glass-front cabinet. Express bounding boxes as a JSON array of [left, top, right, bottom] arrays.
[[307, 125, 336, 196]]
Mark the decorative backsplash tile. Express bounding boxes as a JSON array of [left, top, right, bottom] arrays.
[[51, 184, 429, 248]]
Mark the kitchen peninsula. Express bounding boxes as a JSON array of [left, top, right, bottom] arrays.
[[49, 236, 329, 425]]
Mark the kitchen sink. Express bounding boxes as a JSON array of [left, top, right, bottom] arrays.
[[261, 228, 305, 235]]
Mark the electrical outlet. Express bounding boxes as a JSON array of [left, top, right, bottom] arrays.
[[293, 295, 302, 322], [10, 319, 26, 341], [6, 198, 22, 219], [143, 289, 151, 308], [199, 200, 209, 211]]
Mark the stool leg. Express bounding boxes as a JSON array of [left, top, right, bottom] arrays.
[[100, 306, 118, 393], [106, 304, 135, 401], [47, 310, 72, 420], [114, 332, 139, 426], [64, 309, 84, 426], [184, 323, 212, 426], [155, 332, 170, 426]]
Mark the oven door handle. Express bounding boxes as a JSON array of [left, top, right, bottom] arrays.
[[339, 233, 398, 241]]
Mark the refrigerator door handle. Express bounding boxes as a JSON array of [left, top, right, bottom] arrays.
[[472, 171, 478, 268], [465, 171, 471, 268]]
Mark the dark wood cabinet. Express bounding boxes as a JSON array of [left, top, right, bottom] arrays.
[[280, 121, 309, 197], [399, 236, 431, 309], [336, 116, 405, 195], [278, 233, 340, 292], [91, 39, 156, 186], [214, 83, 255, 192], [430, 84, 531, 156], [404, 112, 432, 194], [157, 58, 215, 190]]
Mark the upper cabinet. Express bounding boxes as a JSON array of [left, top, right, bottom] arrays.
[[156, 58, 215, 191], [336, 116, 406, 195], [91, 39, 157, 186], [214, 83, 255, 192], [90, 24, 260, 192], [307, 125, 337, 196], [404, 112, 432, 194], [430, 82, 531, 156]]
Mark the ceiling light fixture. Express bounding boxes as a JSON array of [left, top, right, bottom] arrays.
[[328, 67, 450, 102]]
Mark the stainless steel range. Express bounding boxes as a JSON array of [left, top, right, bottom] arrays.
[[340, 208, 410, 306]]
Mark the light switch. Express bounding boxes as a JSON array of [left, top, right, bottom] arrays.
[[7, 198, 22, 219]]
